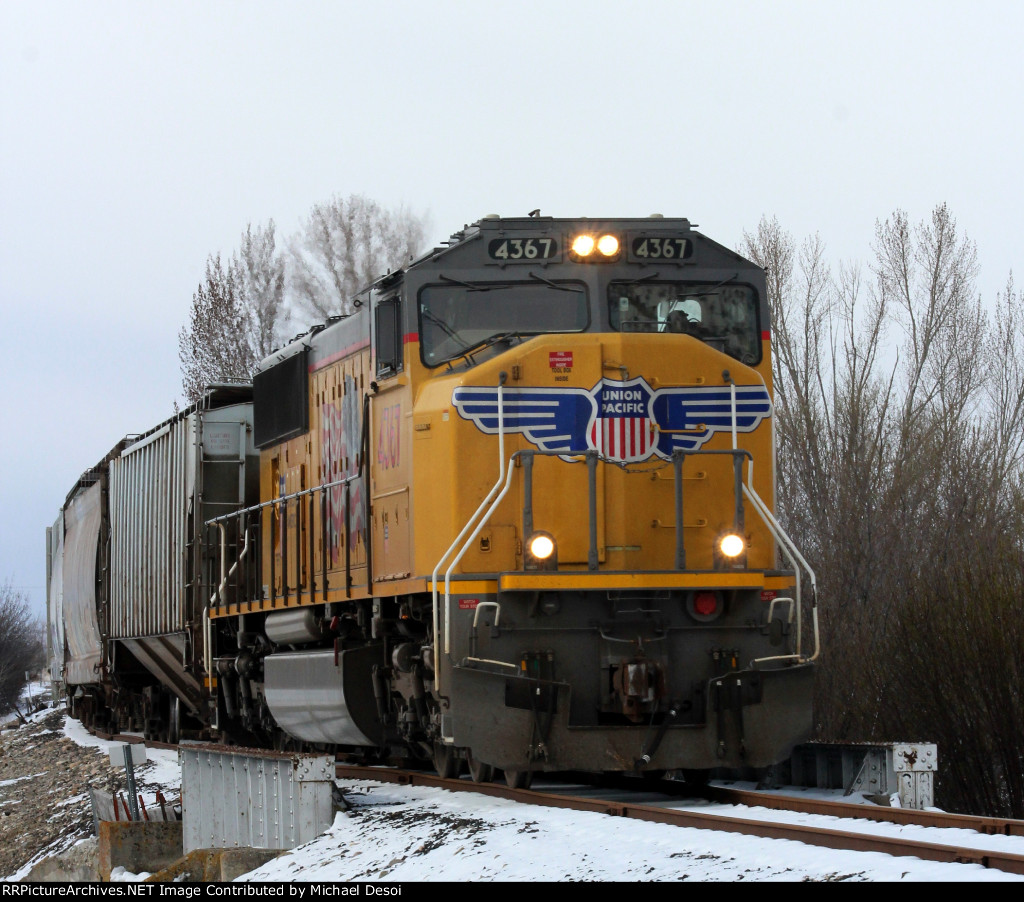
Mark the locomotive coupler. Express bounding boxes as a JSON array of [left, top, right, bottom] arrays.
[[615, 656, 666, 722]]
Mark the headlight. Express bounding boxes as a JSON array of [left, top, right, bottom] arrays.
[[569, 232, 621, 262], [571, 234, 595, 257], [525, 531, 558, 570], [719, 533, 745, 558], [529, 534, 555, 559]]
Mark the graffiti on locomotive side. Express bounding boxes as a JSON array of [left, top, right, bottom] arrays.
[[321, 373, 365, 561], [377, 402, 401, 470], [275, 473, 285, 556]]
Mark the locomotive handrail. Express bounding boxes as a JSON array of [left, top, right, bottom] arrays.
[[766, 595, 795, 625], [730, 378, 738, 449], [204, 474, 360, 674], [205, 474, 356, 526], [723, 370, 819, 665], [204, 520, 254, 680], [462, 601, 522, 672], [441, 458, 516, 651], [441, 455, 519, 684], [432, 376, 509, 698], [741, 467, 821, 665]]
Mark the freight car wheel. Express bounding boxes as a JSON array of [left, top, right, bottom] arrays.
[[432, 742, 461, 779], [503, 769, 533, 790], [466, 750, 493, 784]]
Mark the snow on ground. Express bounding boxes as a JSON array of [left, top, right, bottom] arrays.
[[60, 715, 182, 793], [10, 699, 1024, 883], [230, 778, 1024, 883]]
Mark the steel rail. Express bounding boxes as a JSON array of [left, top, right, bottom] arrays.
[[334, 765, 1024, 877], [706, 784, 1024, 837]]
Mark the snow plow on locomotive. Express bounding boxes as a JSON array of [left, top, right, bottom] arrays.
[[47, 214, 819, 787]]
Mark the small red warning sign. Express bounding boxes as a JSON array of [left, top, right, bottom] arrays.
[[549, 351, 573, 369]]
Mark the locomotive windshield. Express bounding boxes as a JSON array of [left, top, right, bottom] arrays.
[[608, 280, 762, 365], [419, 279, 588, 366]]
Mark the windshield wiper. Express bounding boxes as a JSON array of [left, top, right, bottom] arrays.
[[619, 271, 661, 286], [420, 307, 470, 349], [423, 305, 523, 367], [528, 272, 580, 292], [679, 273, 740, 297], [487, 330, 524, 348], [462, 331, 525, 358], [439, 274, 491, 292]]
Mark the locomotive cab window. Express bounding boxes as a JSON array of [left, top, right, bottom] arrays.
[[609, 280, 762, 366], [375, 297, 403, 377], [419, 279, 588, 367]]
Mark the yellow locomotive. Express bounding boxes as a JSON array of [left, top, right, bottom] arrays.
[[205, 214, 819, 786]]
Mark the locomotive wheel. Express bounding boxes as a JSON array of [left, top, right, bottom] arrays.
[[503, 768, 533, 790], [466, 750, 493, 784], [432, 742, 461, 779]]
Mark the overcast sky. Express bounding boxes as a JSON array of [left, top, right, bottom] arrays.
[[2, 1, 1022, 620]]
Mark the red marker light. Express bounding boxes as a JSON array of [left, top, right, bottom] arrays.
[[693, 591, 718, 616]]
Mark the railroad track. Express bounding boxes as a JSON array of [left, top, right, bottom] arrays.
[[335, 764, 1024, 877], [99, 729, 1024, 878]]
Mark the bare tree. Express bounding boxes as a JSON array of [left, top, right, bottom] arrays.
[[230, 219, 287, 361], [983, 274, 1024, 491], [0, 583, 44, 721], [742, 218, 901, 739], [741, 217, 836, 557], [288, 194, 428, 321], [873, 204, 983, 469], [744, 205, 1024, 815], [178, 199, 427, 404], [178, 254, 257, 403]]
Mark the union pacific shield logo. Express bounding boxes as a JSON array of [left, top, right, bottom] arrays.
[[452, 377, 772, 463], [588, 377, 655, 463]]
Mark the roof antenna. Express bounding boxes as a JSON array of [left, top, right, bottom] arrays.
[[528, 208, 540, 217]]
